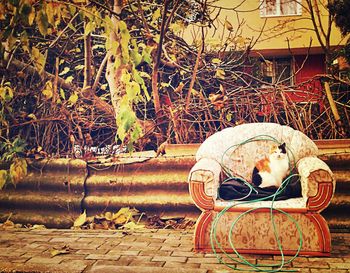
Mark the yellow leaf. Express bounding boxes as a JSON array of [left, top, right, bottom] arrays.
[[104, 212, 113, 221], [31, 47, 46, 73], [72, 0, 87, 3], [68, 92, 78, 105], [169, 21, 185, 34], [31, 224, 46, 230], [0, 170, 7, 190], [50, 245, 70, 257], [224, 20, 233, 31], [27, 113, 37, 120], [36, 10, 48, 36], [122, 222, 145, 230], [211, 58, 221, 64], [59, 67, 70, 76], [9, 158, 27, 185], [42, 81, 53, 99], [151, 8, 161, 24], [73, 210, 86, 227], [65, 76, 74, 83], [215, 69, 225, 79], [28, 9, 35, 26], [46, 3, 55, 26], [0, 3, 5, 20]]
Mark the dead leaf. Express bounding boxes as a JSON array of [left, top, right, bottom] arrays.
[[30, 224, 46, 230], [51, 245, 70, 257], [122, 221, 145, 230], [73, 210, 86, 227]]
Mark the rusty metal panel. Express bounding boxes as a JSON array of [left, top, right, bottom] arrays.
[[84, 155, 200, 218], [0, 141, 348, 229], [0, 159, 86, 228]]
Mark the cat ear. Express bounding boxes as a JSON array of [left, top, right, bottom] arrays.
[[278, 142, 287, 153], [270, 145, 277, 153]]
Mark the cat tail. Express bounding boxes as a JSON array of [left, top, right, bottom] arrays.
[[252, 167, 262, 187]]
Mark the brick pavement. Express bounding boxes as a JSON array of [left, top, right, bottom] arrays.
[[0, 228, 349, 273]]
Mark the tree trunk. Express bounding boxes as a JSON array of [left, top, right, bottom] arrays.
[[105, 0, 124, 122]]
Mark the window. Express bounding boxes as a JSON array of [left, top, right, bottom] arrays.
[[260, 58, 294, 85], [260, 0, 302, 17]]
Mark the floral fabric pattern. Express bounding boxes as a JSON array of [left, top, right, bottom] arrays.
[[206, 211, 323, 252]]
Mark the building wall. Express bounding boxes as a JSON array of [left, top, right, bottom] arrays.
[[186, 0, 344, 52]]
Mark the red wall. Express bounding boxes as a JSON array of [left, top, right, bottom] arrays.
[[290, 54, 326, 103]]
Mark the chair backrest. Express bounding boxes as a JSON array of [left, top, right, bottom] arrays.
[[196, 123, 318, 182]]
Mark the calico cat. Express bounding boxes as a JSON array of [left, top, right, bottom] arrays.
[[252, 143, 289, 189]]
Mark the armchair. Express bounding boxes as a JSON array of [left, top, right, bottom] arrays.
[[188, 123, 335, 256]]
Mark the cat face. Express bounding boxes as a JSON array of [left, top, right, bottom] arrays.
[[269, 143, 287, 161]]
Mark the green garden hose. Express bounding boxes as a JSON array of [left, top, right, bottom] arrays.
[[209, 135, 303, 272]]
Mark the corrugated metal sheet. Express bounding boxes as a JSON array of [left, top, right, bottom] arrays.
[[83, 153, 198, 218], [0, 141, 348, 229], [0, 159, 86, 228]]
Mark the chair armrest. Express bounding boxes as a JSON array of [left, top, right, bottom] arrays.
[[188, 158, 221, 210], [297, 156, 335, 212]]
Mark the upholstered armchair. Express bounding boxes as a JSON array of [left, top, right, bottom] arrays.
[[188, 123, 335, 256]]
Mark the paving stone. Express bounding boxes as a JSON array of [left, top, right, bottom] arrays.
[[26, 256, 65, 264], [152, 255, 187, 263], [310, 269, 348, 273], [0, 261, 85, 273], [139, 250, 171, 256], [164, 261, 201, 268], [292, 260, 330, 269], [107, 249, 140, 256], [171, 250, 204, 257], [86, 264, 208, 273], [85, 253, 121, 260], [187, 257, 221, 264]]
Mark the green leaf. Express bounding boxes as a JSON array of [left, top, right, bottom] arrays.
[[141, 46, 153, 64], [133, 70, 150, 100], [85, 21, 95, 36], [36, 10, 48, 36], [126, 81, 140, 100], [67, 22, 77, 32], [119, 21, 130, 63], [130, 48, 142, 67]]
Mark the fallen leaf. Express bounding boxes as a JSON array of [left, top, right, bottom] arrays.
[[73, 210, 86, 227], [51, 245, 70, 257], [30, 224, 46, 230], [122, 221, 145, 230]]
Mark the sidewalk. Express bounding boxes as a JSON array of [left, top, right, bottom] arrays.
[[0, 228, 349, 273]]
